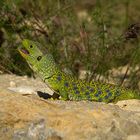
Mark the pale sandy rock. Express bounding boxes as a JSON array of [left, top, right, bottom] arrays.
[[9, 81, 16, 87], [126, 135, 140, 140], [0, 74, 54, 95], [0, 88, 140, 140], [116, 100, 140, 112], [8, 86, 37, 95]]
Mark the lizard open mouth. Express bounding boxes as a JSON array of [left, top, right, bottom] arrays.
[[19, 47, 30, 55]]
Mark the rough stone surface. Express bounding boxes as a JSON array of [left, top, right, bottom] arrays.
[[0, 74, 140, 140], [0, 74, 53, 95]]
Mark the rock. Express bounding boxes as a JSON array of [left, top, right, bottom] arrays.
[[116, 100, 140, 112], [9, 81, 16, 87], [8, 86, 37, 95], [0, 74, 54, 95], [126, 135, 140, 140], [0, 88, 140, 140]]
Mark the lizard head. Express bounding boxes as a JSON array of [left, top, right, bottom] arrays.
[[18, 39, 43, 67], [18, 39, 58, 79]]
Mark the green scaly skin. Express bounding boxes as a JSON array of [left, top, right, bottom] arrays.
[[18, 39, 140, 103]]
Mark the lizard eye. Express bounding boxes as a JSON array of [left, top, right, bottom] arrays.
[[30, 45, 33, 48], [37, 56, 42, 61]]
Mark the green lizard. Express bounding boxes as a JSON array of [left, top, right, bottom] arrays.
[[18, 39, 140, 103]]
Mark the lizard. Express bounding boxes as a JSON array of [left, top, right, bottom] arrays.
[[18, 39, 140, 103]]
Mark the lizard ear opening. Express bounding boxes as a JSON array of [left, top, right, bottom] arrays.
[[37, 56, 42, 61]]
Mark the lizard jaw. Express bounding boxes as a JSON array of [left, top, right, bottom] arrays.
[[20, 47, 29, 55], [18, 46, 30, 58]]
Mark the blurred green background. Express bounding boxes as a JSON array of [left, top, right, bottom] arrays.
[[0, 0, 140, 91]]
